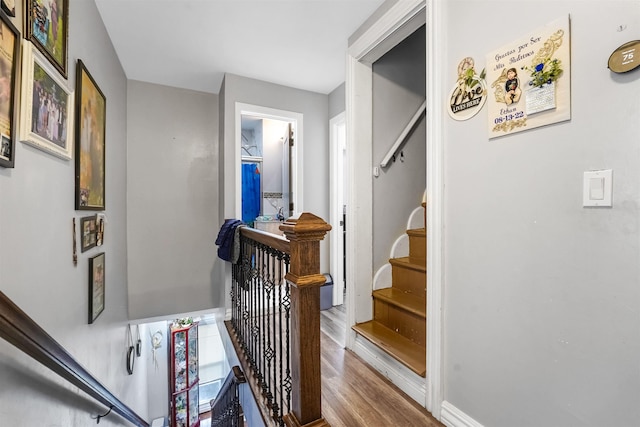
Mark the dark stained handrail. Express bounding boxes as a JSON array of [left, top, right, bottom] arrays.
[[0, 291, 149, 427], [241, 225, 291, 254]]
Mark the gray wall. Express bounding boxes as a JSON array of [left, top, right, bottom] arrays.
[[329, 82, 346, 118], [0, 1, 149, 424], [221, 73, 330, 270], [443, 2, 640, 426], [127, 81, 220, 320], [372, 26, 426, 270], [145, 321, 169, 420]]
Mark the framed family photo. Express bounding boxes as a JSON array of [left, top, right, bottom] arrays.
[[26, 0, 68, 77], [0, 11, 20, 168], [75, 60, 106, 210], [88, 252, 105, 324], [80, 214, 97, 252], [19, 41, 73, 160]]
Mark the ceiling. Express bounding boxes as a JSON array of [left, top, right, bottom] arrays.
[[95, 0, 386, 95]]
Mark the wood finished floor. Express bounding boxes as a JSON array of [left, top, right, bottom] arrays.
[[320, 305, 443, 427]]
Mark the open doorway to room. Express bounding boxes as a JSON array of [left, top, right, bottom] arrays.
[[235, 103, 303, 230], [322, 111, 348, 347], [240, 115, 292, 232], [330, 111, 346, 308]]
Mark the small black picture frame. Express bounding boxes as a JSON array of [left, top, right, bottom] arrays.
[[88, 252, 105, 324], [80, 214, 97, 252]]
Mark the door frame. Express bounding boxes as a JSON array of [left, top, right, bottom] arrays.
[[329, 112, 346, 306], [235, 103, 304, 220], [345, 0, 444, 418]]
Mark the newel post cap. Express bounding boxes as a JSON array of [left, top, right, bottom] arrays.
[[280, 212, 332, 242]]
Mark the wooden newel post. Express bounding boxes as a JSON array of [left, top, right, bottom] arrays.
[[280, 213, 332, 427]]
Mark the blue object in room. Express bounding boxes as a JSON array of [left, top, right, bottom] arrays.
[[242, 163, 261, 225]]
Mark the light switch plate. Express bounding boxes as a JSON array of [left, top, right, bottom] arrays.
[[583, 169, 612, 207]]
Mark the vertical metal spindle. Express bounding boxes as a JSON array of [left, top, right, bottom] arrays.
[[277, 251, 285, 425], [284, 254, 292, 417], [269, 247, 279, 423]]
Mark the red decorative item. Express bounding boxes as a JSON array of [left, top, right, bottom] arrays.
[[170, 321, 200, 427]]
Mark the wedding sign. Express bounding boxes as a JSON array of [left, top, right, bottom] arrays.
[[486, 16, 571, 138]]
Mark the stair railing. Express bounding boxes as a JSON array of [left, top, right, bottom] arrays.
[[379, 100, 426, 169], [226, 212, 331, 427], [0, 291, 149, 426], [210, 365, 246, 427]]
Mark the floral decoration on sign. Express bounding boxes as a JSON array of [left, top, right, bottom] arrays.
[[522, 57, 563, 88], [522, 29, 565, 87]]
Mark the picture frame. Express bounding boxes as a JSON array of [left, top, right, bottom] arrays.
[[0, 10, 20, 168], [75, 59, 106, 210], [25, 0, 68, 78], [80, 214, 97, 252], [1, 0, 15, 17], [19, 41, 73, 160], [88, 252, 105, 324]]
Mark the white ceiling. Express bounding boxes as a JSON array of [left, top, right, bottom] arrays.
[[95, 0, 385, 95]]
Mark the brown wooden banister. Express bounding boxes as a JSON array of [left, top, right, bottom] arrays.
[[227, 212, 331, 427], [0, 291, 149, 427], [240, 226, 290, 254]]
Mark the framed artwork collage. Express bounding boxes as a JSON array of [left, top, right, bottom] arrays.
[[0, 1, 107, 323]]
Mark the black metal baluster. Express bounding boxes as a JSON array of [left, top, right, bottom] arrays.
[[276, 250, 285, 425], [269, 248, 280, 422], [283, 254, 292, 418]]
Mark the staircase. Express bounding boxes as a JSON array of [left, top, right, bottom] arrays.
[[352, 202, 426, 377]]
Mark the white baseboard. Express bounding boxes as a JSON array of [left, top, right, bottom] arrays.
[[353, 335, 427, 406], [441, 401, 484, 427]]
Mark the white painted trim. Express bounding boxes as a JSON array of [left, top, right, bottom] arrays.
[[234, 103, 304, 219], [353, 336, 427, 406], [441, 401, 485, 427], [345, 55, 374, 347], [372, 263, 392, 290], [348, 0, 426, 64], [408, 205, 425, 229], [425, 0, 445, 419], [329, 112, 346, 307]]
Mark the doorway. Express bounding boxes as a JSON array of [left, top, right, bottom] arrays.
[[330, 112, 346, 307], [235, 103, 303, 224], [240, 116, 292, 226]]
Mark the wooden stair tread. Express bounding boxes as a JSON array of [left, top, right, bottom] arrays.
[[389, 256, 426, 272], [373, 288, 426, 318], [352, 320, 426, 377]]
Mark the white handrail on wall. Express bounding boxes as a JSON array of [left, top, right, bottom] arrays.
[[379, 100, 426, 169]]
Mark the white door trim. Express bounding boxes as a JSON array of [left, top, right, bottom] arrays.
[[329, 112, 346, 306], [346, 0, 445, 418], [234, 103, 304, 219], [425, 0, 445, 419]]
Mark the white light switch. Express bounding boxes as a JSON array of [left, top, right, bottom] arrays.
[[589, 177, 604, 200], [583, 170, 612, 207]]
